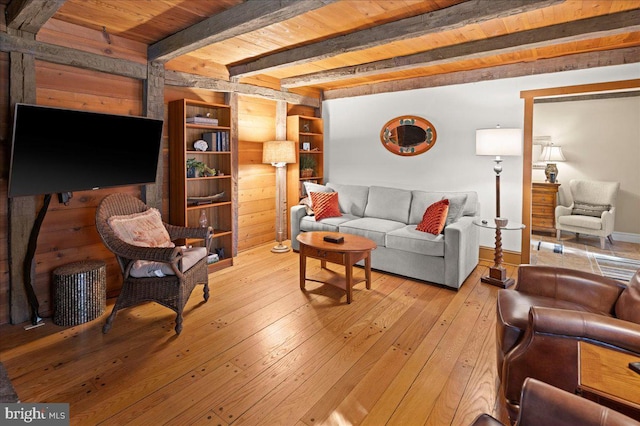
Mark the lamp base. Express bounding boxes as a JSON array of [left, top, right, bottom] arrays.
[[481, 266, 515, 288], [271, 243, 291, 253]]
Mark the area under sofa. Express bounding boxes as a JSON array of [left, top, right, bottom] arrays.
[[290, 182, 480, 289]]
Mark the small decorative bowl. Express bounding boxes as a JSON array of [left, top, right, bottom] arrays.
[[494, 218, 509, 228]]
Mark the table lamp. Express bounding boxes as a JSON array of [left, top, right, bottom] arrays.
[[476, 125, 522, 287], [263, 140, 296, 253], [540, 143, 566, 183]]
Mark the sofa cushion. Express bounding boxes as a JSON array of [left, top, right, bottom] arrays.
[[130, 246, 207, 278], [339, 217, 405, 246], [417, 199, 449, 235], [310, 191, 342, 220], [386, 225, 445, 257], [326, 182, 369, 217], [364, 186, 412, 223], [300, 214, 359, 233], [445, 194, 468, 226], [571, 202, 610, 217], [304, 182, 333, 205], [409, 190, 478, 224]]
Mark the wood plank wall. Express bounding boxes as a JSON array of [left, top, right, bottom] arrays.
[[0, 18, 320, 325]]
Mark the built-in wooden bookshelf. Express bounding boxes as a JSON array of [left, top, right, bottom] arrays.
[[286, 115, 324, 231], [169, 99, 235, 272]]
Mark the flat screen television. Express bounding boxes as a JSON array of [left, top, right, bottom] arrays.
[[8, 103, 164, 198]]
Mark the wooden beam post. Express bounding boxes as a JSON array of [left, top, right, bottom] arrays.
[[142, 61, 165, 211], [8, 29, 37, 324]]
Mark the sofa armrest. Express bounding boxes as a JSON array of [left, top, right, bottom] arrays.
[[515, 265, 625, 315], [290, 204, 308, 251], [502, 306, 640, 405], [444, 215, 480, 288]]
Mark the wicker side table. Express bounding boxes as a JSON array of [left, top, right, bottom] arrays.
[[53, 260, 106, 326]]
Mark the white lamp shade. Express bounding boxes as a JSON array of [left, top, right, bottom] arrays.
[[475, 128, 523, 156], [262, 140, 296, 164], [540, 145, 566, 162]]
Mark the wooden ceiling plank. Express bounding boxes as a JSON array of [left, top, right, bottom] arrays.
[[164, 70, 320, 108], [323, 46, 640, 100], [6, 0, 66, 33], [282, 9, 640, 88], [228, 0, 563, 78], [148, 0, 339, 63]]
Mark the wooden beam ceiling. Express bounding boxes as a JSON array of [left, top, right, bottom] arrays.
[[148, 0, 338, 63], [228, 0, 563, 78], [281, 9, 640, 88], [6, 0, 66, 33]]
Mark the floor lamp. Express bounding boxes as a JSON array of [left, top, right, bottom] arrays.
[[263, 140, 296, 253], [476, 126, 522, 287]]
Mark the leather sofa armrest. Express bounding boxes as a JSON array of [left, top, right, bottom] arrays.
[[528, 306, 640, 353], [290, 204, 308, 251], [514, 265, 625, 314], [502, 306, 640, 418]]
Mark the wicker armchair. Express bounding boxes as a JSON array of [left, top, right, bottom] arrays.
[[95, 193, 211, 334]]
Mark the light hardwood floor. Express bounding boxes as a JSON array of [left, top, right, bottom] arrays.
[[1, 242, 514, 426]]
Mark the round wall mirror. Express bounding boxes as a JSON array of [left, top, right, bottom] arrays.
[[380, 115, 437, 156]]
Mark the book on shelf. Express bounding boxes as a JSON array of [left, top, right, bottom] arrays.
[[187, 116, 218, 125], [202, 131, 229, 152]]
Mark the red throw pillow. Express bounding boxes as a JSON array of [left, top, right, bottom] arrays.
[[310, 191, 342, 221], [417, 199, 449, 235]]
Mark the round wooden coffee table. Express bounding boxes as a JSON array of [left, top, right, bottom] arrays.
[[296, 231, 377, 303]]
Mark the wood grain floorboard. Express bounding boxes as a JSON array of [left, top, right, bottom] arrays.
[[0, 242, 515, 425]]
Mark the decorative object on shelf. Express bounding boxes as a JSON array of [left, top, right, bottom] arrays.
[[302, 142, 311, 151], [302, 122, 311, 132], [380, 115, 437, 156], [300, 154, 316, 178], [476, 125, 523, 288], [263, 140, 296, 253], [193, 139, 208, 151], [199, 210, 208, 228], [540, 143, 566, 183], [186, 113, 218, 125], [186, 158, 215, 177], [186, 192, 225, 206]]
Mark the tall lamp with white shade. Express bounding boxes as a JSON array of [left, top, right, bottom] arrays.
[[263, 140, 296, 253], [476, 126, 523, 288], [540, 143, 566, 183]]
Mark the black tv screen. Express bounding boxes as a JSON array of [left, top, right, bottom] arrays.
[[8, 104, 163, 198]]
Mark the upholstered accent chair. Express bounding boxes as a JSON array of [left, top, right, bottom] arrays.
[[555, 179, 620, 249], [496, 265, 640, 421], [96, 193, 212, 334], [471, 378, 640, 426]]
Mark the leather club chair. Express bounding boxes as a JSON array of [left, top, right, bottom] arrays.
[[496, 265, 640, 420], [471, 377, 640, 426]]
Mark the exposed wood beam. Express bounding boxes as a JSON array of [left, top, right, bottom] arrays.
[[282, 10, 640, 88], [165, 70, 320, 108], [0, 32, 148, 79], [0, 33, 316, 106], [148, 0, 338, 63], [229, 0, 562, 78], [142, 61, 165, 211], [6, 0, 66, 33], [323, 46, 640, 100]]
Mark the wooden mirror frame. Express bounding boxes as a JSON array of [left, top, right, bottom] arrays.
[[380, 115, 437, 156]]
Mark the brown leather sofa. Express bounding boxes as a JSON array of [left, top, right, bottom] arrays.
[[496, 265, 640, 420], [471, 377, 640, 426]]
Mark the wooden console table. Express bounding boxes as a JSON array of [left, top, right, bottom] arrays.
[[577, 341, 640, 421], [532, 182, 560, 235]]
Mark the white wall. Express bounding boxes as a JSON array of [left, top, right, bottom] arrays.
[[534, 96, 640, 239], [323, 63, 640, 251]]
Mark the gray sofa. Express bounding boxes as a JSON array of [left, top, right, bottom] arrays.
[[290, 182, 480, 289]]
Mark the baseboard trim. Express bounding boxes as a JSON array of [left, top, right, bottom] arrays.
[[612, 231, 640, 244], [479, 246, 523, 266]]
